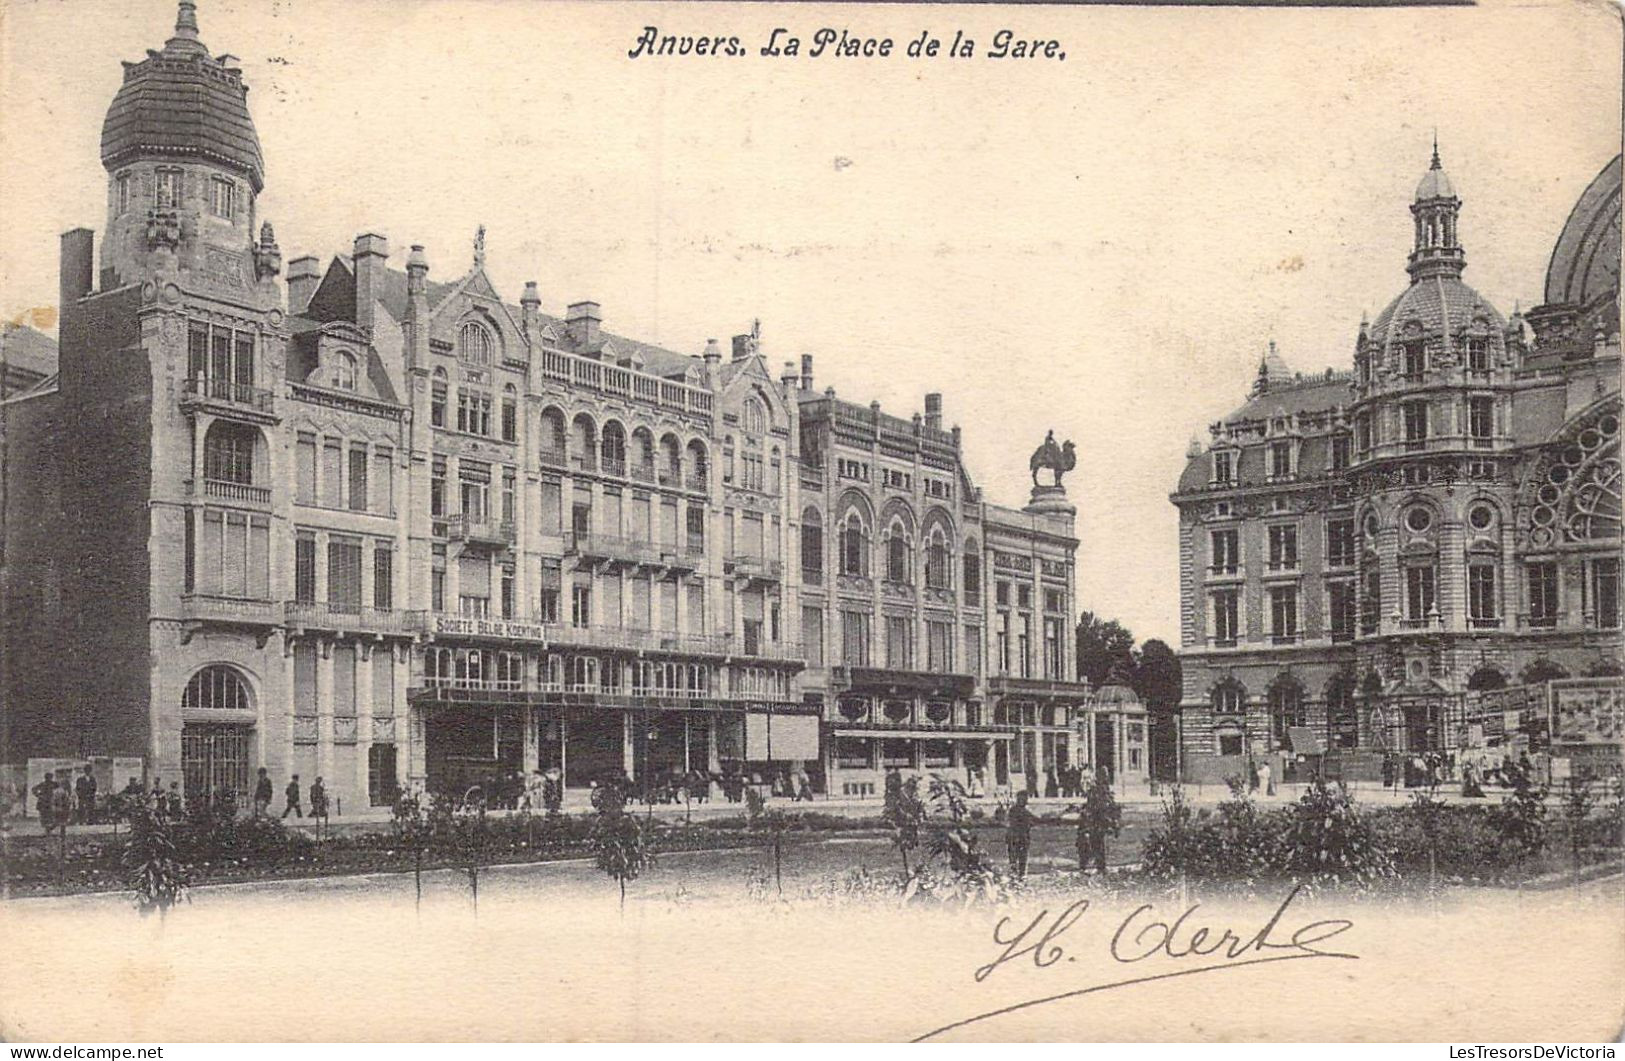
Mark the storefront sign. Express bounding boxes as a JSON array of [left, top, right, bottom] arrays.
[[434, 615, 552, 642]]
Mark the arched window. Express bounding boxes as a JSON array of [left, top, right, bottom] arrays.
[[660, 434, 682, 484], [840, 514, 868, 577], [630, 428, 655, 480], [1466, 667, 1508, 692], [601, 422, 627, 475], [538, 407, 566, 465], [801, 508, 824, 585], [459, 321, 494, 366], [571, 414, 598, 472], [203, 421, 259, 485], [183, 665, 252, 712], [885, 523, 911, 584], [431, 368, 448, 428], [743, 398, 767, 435], [1269, 678, 1306, 743], [332, 350, 358, 391], [925, 528, 951, 590]]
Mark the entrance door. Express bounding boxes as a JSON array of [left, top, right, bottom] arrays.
[[1404, 702, 1438, 752], [565, 710, 625, 787], [1094, 716, 1116, 783], [181, 722, 251, 804]]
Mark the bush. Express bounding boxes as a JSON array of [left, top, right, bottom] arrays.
[[123, 805, 190, 917], [1282, 780, 1394, 886]]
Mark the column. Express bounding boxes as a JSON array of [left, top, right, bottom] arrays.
[[396, 644, 415, 790], [622, 712, 636, 779], [316, 639, 334, 787], [356, 644, 374, 811], [523, 703, 539, 774]]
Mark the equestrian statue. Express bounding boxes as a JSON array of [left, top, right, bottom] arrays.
[[1029, 430, 1076, 488]]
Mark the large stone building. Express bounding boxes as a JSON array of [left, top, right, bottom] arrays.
[[1172, 147, 1622, 784], [0, 3, 1142, 812]]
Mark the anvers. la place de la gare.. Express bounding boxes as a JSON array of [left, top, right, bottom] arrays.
[[0, 1, 1619, 823]]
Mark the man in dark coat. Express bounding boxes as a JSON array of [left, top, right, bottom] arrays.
[[75, 766, 98, 825], [253, 767, 273, 817], [1006, 791, 1037, 878], [281, 774, 304, 819], [309, 776, 329, 822], [32, 773, 59, 834]]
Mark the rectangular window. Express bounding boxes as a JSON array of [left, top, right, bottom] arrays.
[[1017, 614, 1032, 677], [430, 457, 446, 518], [1268, 525, 1298, 570], [501, 564, 516, 620], [332, 645, 356, 720], [322, 439, 343, 508], [1356, 412, 1373, 453], [1361, 567, 1382, 634], [572, 584, 591, 628], [841, 610, 871, 667], [885, 615, 913, 669], [1326, 519, 1355, 568], [926, 620, 953, 672], [1590, 558, 1620, 630], [459, 555, 491, 617], [1043, 617, 1064, 679], [1213, 590, 1239, 645], [372, 448, 393, 515], [995, 611, 1010, 674], [1468, 337, 1490, 373], [374, 545, 393, 611], [294, 534, 316, 604], [1405, 565, 1436, 624], [1213, 450, 1234, 484], [1210, 529, 1239, 573], [1468, 563, 1497, 626], [964, 626, 981, 675], [1328, 582, 1355, 642], [210, 177, 235, 219], [156, 169, 181, 210], [1269, 586, 1298, 643], [801, 523, 823, 584], [1331, 434, 1351, 471], [348, 446, 368, 512], [502, 467, 517, 526], [327, 537, 363, 613], [368, 744, 398, 808], [1403, 341, 1425, 378], [1404, 401, 1429, 448], [1469, 396, 1494, 445]]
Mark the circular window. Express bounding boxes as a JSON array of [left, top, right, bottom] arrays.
[[1405, 507, 1432, 533], [1468, 504, 1495, 531]]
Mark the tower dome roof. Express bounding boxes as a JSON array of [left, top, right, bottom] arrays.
[[99, 2, 264, 192], [1370, 275, 1505, 353], [1414, 140, 1456, 201]]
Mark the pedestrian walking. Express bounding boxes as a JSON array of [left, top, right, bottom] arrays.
[[74, 765, 97, 825], [32, 772, 59, 833], [282, 774, 304, 819], [253, 767, 273, 817], [1005, 791, 1037, 878], [309, 776, 329, 823], [1258, 759, 1275, 797]]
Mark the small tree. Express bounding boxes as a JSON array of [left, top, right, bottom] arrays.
[[1493, 757, 1549, 864], [391, 789, 432, 914], [1407, 789, 1447, 891], [1074, 774, 1123, 874], [882, 773, 925, 876], [1284, 779, 1394, 887], [591, 778, 653, 912], [122, 803, 189, 919], [924, 776, 995, 880], [1562, 772, 1596, 886], [455, 804, 492, 915]]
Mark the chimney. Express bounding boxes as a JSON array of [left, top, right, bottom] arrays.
[[781, 360, 798, 388], [924, 392, 942, 431], [731, 334, 752, 362], [352, 233, 389, 332], [286, 255, 321, 314], [566, 301, 601, 349], [521, 281, 541, 339], [800, 354, 814, 391], [59, 229, 94, 310], [404, 245, 430, 372]]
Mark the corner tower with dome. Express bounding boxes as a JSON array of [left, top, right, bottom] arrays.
[[1171, 148, 1622, 785]]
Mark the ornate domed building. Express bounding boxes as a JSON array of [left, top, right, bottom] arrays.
[[1172, 148, 1621, 784]]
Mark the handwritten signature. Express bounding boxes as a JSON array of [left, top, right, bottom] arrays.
[[914, 884, 1357, 1041]]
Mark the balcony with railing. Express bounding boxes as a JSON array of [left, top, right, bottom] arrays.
[[447, 514, 516, 547], [179, 594, 280, 629], [285, 601, 424, 636], [630, 459, 656, 483], [536, 345, 715, 420], [565, 531, 702, 569], [538, 448, 567, 471], [180, 376, 277, 422], [725, 554, 783, 581], [193, 478, 272, 506]]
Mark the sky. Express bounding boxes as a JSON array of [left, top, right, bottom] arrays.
[[0, 0, 1619, 645]]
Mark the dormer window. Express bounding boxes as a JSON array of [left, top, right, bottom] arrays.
[[1269, 440, 1293, 479], [332, 350, 358, 391], [210, 176, 236, 220], [157, 168, 182, 210], [459, 321, 494, 366], [1213, 450, 1235, 484], [1402, 340, 1425, 379], [1467, 337, 1490, 373]]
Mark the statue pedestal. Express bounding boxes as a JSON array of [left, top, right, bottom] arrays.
[[1025, 484, 1076, 517]]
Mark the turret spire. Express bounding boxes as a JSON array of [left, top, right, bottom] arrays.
[[1408, 141, 1465, 282], [176, 1, 199, 39]]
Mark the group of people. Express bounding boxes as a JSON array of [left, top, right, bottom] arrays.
[[1002, 777, 1124, 879], [251, 767, 330, 821]]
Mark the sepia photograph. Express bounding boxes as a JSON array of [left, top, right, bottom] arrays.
[[0, 0, 1620, 1046]]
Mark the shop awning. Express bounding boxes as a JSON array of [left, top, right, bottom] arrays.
[[833, 727, 1015, 741], [1286, 726, 1326, 755]]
